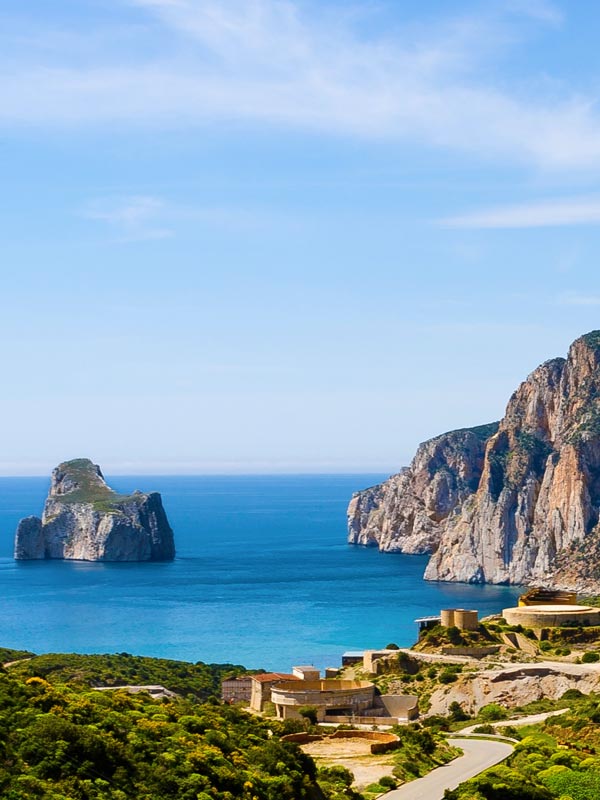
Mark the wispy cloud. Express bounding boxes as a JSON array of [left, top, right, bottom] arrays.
[[504, 0, 564, 26], [1, 1, 598, 169], [83, 195, 173, 241], [83, 194, 288, 240], [440, 198, 600, 229], [557, 291, 600, 306]]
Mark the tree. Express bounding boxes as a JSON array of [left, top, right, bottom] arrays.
[[449, 701, 469, 722]]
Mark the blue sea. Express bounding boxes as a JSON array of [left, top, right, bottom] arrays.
[[0, 475, 520, 672]]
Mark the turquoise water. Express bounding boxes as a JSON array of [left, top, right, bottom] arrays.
[[0, 475, 520, 671]]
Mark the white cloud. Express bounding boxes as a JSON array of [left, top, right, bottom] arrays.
[[440, 198, 600, 229], [557, 291, 600, 306], [83, 194, 289, 240], [504, 0, 564, 26], [0, 1, 598, 169], [84, 195, 173, 241]]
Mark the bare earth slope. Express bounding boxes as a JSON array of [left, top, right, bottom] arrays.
[[349, 331, 600, 591], [14, 458, 175, 562]]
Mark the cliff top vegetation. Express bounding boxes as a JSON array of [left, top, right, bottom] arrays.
[[51, 458, 145, 513]]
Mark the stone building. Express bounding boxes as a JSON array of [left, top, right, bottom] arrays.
[[249, 673, 299, 712], [221, 676, 252, 704], [270, 679, 375, 721]]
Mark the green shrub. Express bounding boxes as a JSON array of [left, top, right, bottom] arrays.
[[421, 715, 450, 730], [582, 651, 600, 663], [449, 701, 470, 722], [478, 703, 508, 722], [561, 688, 584, 700], [439, 669, 458, 684]]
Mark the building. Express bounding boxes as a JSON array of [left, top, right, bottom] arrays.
[[250, 673, 299, 712], [292, 665, 320, 681], [415, 615, 441, 635], [270, 679, 375, 721], [221, 675, 252, 704], [502, 604, 600, 629], [440, 609, 479, 630], [341, 651, 364, 666], [518, 588, 577, 607]]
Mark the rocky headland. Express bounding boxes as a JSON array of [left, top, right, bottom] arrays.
[[15, 458, 175, 561], [348, 331, 600, 591]]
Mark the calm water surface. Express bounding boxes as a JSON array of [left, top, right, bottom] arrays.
[[0, 475, 520, 671]]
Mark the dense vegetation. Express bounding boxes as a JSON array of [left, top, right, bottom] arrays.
[[9, 652, 247, 701], [0, 663, 343, 800], [445, 691, 600, 800], [0, 648, 34, 664], [0, 650, 465, 799]]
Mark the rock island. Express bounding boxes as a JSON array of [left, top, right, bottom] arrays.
[[14, 458, 175, 561]]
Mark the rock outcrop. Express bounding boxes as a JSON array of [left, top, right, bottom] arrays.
[[349, 331, 600, 591], [347, 423, 498, 553], [15, 459, 175, 562], [427, 662, 600, 716]]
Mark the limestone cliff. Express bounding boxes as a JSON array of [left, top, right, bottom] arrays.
[[15, 459, 175, 562], [347, 423, 498, 553], [350, 331, 600, 591]]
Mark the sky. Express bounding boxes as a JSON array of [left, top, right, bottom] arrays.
[[2, 0, 600, 475]]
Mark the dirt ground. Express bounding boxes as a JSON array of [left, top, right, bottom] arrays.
[[301, 738, 396, 790]]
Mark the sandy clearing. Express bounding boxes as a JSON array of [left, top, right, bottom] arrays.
[[301, 738, 396, 790]]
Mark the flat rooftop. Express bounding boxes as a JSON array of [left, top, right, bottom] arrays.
[[506, 604, 596, 613]]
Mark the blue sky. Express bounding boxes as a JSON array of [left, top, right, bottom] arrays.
[[2, 0, 600, 474]]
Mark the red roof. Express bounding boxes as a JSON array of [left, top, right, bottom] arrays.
[[251, 673, 299, 683]]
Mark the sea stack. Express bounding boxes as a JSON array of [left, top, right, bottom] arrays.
[[15, 458, 175, 562], [348, 330, 600, 592]]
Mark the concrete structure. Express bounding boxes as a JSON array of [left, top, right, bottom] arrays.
[[342, 651, 364, 666], [519, 588, 577, 607], [94, 685, 178, 699], [250, 673, 299, 712], [502, 604, 600, 629], [441, 609, 479, 630], [221, 676, 252, 704], [455, 609, 479, 631], [325, 667, 339, 679], [441, 609, 456, 627], [377, 694, 419, 721], [292, 665, 320, 681], [415, 615, 441, 634], [363, 649, 399, 673], [441, 645, 500, 658], [271, 679, 375, 721]]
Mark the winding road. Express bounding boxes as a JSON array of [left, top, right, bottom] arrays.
[[383, 737, 513, 800]]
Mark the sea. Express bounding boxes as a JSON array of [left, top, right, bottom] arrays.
[[0, 474, 521, 672]]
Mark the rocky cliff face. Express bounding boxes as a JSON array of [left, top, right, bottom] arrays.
[[15, 459, 175, 562], [347, 423, 498, 553], [350, 331, 600, 590]]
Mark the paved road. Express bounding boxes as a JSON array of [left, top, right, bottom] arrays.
[[383, 738, 513, 800], [460, 707, 568, 734]]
